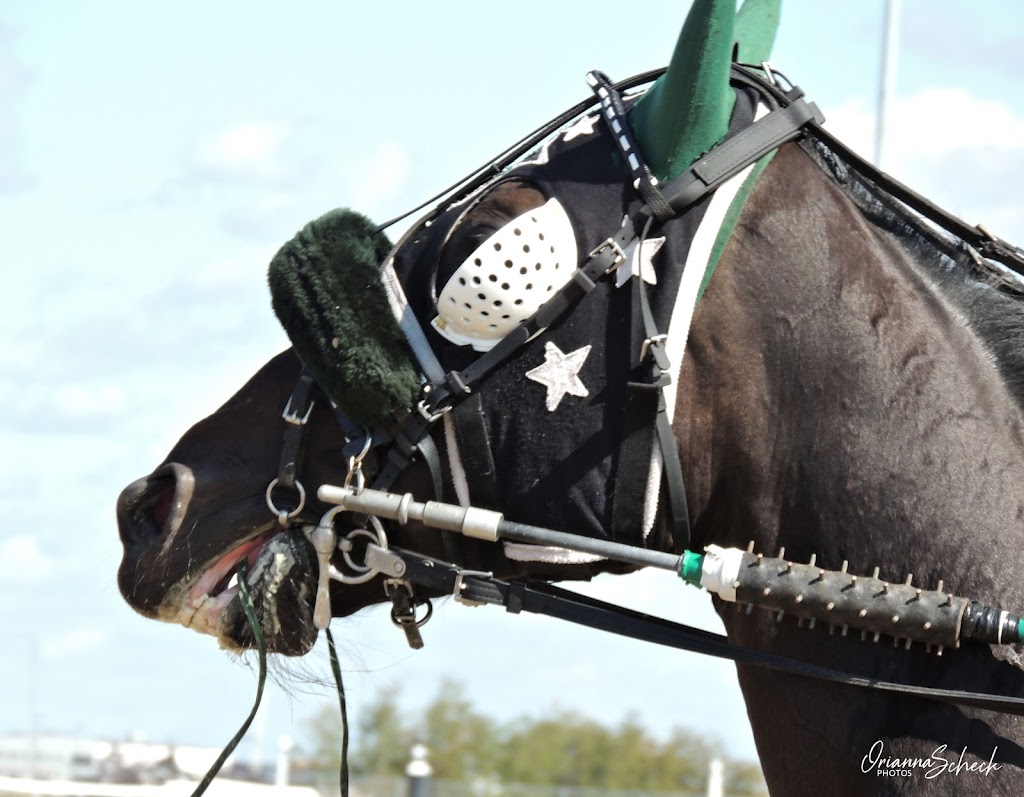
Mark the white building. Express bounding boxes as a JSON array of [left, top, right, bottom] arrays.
[[0, 734, 318, 795]]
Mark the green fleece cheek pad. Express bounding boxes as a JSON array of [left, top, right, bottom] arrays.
[[267, 209, 421, 428]]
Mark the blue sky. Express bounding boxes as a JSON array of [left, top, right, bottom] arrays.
[[2, 0, 1023, 773]]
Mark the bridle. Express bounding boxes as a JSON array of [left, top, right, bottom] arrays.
[[179, 59, 1024, 797], [265, 61, 1024, 711]]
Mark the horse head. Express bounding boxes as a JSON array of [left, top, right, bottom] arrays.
[[116, 0, 776, 656], [117, 1, 1024, 792]]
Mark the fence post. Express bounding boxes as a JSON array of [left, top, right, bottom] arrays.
[[706, 757, 723, 797], [406, 743, 433, 797]]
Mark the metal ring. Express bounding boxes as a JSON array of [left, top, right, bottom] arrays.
[[349, 433, 373, 466], [390, 598, 433, 629], [343, 465, 365, 494], [265, 478, 306, 523], [341, 518, 389, 574]]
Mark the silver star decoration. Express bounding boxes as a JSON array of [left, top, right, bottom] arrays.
[[526, 342, 592, 412], [616, 235, 666, 288], [562, 114, 600, 142]]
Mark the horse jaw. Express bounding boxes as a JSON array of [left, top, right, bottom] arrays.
[[159, 527, 320, 656]]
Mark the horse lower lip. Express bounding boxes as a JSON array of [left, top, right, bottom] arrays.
[[190, 534, 270, 601]]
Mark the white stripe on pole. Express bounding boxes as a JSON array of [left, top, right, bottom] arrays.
[[875, 0, 901, 168]]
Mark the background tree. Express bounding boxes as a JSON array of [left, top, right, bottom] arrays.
[[309, 679, 767, 795], [351, 688, 412, 775]]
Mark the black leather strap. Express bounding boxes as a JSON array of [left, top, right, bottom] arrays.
[[276, 369, 316, 491], [394, 546, 1024, 717], [660, 97, 824, 212], [588, 69, 675, 223]]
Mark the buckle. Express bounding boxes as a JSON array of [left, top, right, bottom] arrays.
[[282, 395, 315, 426], [588, 238, 627, 273], [452, 568, 494, 606], [416, 398, 452, 423], [640, 333, 668, 364]]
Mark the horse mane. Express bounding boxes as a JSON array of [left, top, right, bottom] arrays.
[[802, 136, 1024, 409]]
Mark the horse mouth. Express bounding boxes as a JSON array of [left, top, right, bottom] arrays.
[[169, 528, 318, 656]]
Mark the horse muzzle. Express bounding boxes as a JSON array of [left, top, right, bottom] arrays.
[[116, 462, 320, 655]]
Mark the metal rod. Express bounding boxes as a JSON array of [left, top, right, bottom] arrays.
[[498, 520, 681, 571], [317, 484, 680, 572]]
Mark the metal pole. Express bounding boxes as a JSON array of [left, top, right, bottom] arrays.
[[875, 0, 901, 168], [406, 743, 432, 797], [706, 757, 723, 797], [317, 484, 682, 572]]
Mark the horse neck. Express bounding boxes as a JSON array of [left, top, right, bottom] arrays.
[[677, 142, 1024, 603]]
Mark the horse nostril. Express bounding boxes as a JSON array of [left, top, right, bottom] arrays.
[[145, 477, 177, 532], [117, 463, 195, 547]]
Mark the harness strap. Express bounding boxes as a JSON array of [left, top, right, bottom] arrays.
[[424, 89, 822, 419], [805, 124, 1024, 277], [276, 368, 316, 492], [587, 70, 675, 223], [660, 96, 824, 212], [637, 276, 691, 553], [392, 547, 1024, 717]]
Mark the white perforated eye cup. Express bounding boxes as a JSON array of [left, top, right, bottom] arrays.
[[431, 197, 578, 351]]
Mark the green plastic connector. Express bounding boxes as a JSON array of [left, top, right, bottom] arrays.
[[680, 550, 705, 588], [1018, 618, 1024, 644]]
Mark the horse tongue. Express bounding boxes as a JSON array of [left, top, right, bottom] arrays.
[[223, 530, 318, 656]]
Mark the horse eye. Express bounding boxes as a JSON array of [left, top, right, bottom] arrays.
[[445, 224, 497, 270], [466, 225, 497, 246]]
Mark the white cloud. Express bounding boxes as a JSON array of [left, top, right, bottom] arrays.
[[41, 626, 108, 660], [0, 533, 56, 582], [0, 25, 33, 194], [823, 89, 1024, 243], [350, 140, 412, 215], [191, 120, 296, 185], [53, 382, 126, 419]]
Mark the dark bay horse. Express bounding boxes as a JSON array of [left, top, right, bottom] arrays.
[[116, 1, 1024, 794]]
